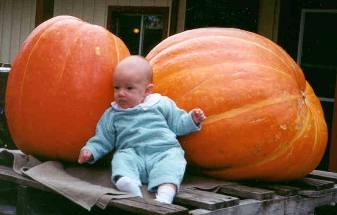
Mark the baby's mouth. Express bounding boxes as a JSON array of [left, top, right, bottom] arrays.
[[117, 100, 127, 105]]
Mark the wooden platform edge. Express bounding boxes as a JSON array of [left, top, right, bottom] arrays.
[[0, 165, 188, 215]]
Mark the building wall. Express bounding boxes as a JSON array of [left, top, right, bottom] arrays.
[[2, 2, 329, 62], [0, 0, 179, 64], [0, 0, 274, 64], [53, 0, 172, 28], [0, 0, 36, 65]]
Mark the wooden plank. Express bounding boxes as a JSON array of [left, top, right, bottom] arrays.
[[108, 197, 188, 215], [0, 165, 188, 214], [16, 185, 29, 215], [192, 195, 326, 215], [4, 160, 337, 215], [0, 181, 16, 215], [218, 183, 274, 200], [289, 177, 335, 191], [0, 165, 50, 192], [82, 0, 95, 23], [154, 0, 170, 7], [298, 185, 337, 198], [175, 188, 239, 210], [193, 198, 280, 215], [129, 0, 142, 6], [189, 209, 211, 215], [93, 0, 107, 26], [256, 184, 299, 196], [20, 0, 34, 49], [72, 0, 84, 20], [188, 193, 337, 215], [243, 182, 300, 196], [141, 0, 155, 7], [53, 0, 62, 16], [308, 170, 337, 183], [0, 180, 16, 192], [0, 203, 16, 215], [1, 0, 12, 64], [63, 0, 74, 15]]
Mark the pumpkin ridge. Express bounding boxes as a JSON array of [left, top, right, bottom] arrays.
[[148, 28, 293, 66], [56, 23, 85, 82], [298, 111, 318, 176], [5, 16, 77, 131], [153, 57, 302, 92], [17, 18, 77, 129], [302, 83, 324, 152], [272, 108, 316, 179], [203, 106, 311, 173], [154, 64, 298, 100], [55, 22, 86, 83], [149, 28, 302, 89], [150, 35, 294, 73], [243, 104, 310, 168], [203, 94, 300, 124], [173, 67, 297, 106], [306, 95, 320, 151], [112, 35, 120, 62], [159, 63, 298, 97], [52, 23, 88, 159], [147, 28, 248, 52]]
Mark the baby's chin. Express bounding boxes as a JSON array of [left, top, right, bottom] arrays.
[[117, 102, 138, 109], [116, 97, 146, 109]]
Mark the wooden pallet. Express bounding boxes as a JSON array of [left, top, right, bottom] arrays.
[[1, 164, 337, 215]]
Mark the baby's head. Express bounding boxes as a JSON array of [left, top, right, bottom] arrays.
[[113, 55, 153, 109]]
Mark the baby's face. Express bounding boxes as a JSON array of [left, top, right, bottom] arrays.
[[113, 70, 150, 109]]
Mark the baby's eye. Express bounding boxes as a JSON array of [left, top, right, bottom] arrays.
[[114, 86, 120, 90], [127, 87, 133, 90]]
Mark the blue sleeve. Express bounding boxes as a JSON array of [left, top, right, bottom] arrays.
[[82, 109, 115, 163], [162, 97, 200, 136]]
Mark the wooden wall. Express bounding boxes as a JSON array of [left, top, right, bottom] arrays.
[[0, 0, 36, 65], [0, 0, 276, 65], [0, 0, 176, 64], [53, 0, 172, 27]]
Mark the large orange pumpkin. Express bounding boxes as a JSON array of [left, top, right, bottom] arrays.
[[5, 16, 129, 161], [146, 28, 328, 181]]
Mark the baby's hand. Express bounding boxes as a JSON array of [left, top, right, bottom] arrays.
[[78, 149, 93, 164], [191, 108, 206, 125]]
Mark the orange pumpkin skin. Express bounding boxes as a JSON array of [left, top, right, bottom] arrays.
[[146, 28, 328, 181], [5, 16, 129, 161]]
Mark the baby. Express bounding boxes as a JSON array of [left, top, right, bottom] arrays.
[[78, 55, 206, 204]]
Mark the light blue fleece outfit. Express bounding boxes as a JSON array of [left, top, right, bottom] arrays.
[[82, 93, 200, 191]]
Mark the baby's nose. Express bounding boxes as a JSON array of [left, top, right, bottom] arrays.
[[118, 89, 126, 96]]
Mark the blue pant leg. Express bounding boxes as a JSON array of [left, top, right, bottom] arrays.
[[111, 148, 144, 185], [147, 147, 187, 191]]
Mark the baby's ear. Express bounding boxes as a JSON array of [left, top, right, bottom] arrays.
[[146, 83, 154, 94]]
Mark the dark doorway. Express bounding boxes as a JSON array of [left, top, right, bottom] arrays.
[[107, 6, 169, 56], [185, 0, 259, 32]]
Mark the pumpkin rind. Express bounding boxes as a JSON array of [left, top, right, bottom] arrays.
[[146, 28, 328, 181], [5, 16, 130, 161]]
